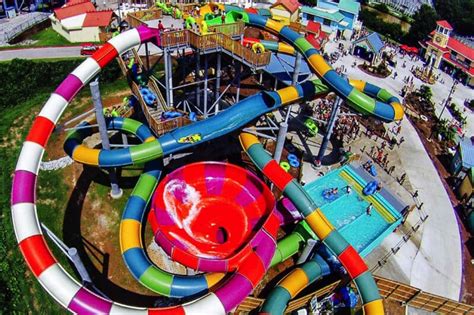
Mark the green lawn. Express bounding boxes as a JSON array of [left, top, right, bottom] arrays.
[[0, 59, 130, 313], [28, 27, 74, 46]]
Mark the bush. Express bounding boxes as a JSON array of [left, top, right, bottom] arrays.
[[0, 58, 122, 111], [359, 8, 407, 42], [374, 3, 390, 13]]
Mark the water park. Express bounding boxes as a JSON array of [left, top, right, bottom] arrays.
[[3, 0, 474, 314]]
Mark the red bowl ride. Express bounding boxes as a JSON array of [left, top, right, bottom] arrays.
[[152, 162, 275, 272]]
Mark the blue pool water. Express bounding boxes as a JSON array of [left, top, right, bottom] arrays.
[[304, 166, 401, 257]]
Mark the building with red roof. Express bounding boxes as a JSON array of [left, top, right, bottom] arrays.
[[270, 0, 301, 24], [420, 20, 474, 87], [50, 0, 116, 43]]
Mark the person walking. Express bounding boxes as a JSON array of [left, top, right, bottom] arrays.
[[398, 173, 407, 184], [388, 165, 395, 175]]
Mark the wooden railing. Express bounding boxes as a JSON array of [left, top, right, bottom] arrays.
[[174, 2, 195, 14], [208, 22, 244, 37], [160, 29, 271, 68], [236, 276, 474, 314], [161, 29, 189, 47], [131, 49, 168, 112], [99, 31, 113, 42], [126, 9, 162, 28], [289, 21, 306, 34], [374, 277, 474, 314]]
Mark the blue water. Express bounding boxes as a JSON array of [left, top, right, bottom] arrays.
[[304, 167, 394, 256]]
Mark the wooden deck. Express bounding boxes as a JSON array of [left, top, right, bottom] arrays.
[[160, 24, 271, 69], [117, 49, 192, 136], [236, 276, 474, 314]]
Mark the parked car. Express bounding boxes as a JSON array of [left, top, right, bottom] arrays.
[[80, 43, 101, 55]]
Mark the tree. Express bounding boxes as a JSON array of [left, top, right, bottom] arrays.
[[374, 3, 390, 13], [404, 4, 438, 45], [434, 0, 474, 36]]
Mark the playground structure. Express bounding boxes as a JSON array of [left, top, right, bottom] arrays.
[[9, 3, 422, 314]]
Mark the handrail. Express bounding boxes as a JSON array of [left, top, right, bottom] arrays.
[[1, 13, 49, 43], [160, 29, 271, 68], [208, 22, 244, 37], [131, 49, 168, 112]]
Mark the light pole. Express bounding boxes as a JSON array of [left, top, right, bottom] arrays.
[[428, 79, 458, 141]]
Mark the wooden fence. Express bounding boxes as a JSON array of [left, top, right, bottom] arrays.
[[208, 22, 244, 37], [127, 9, 162, 28], [236, 276, 474, 314], [160, 29, 271, 68]]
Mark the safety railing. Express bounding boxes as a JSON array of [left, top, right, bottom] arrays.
[[0, 12, 50, 43], [126, 9, 162, 28], [161, 29, 189, 47], [208, 22, 244, 38], [131, 49, 168, 112], [289, 21, 306, 34], [160, 29, 271, 68]]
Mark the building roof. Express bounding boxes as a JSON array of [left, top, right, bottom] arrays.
[[301, 6, 344, 22], [447, 36, 474, 61], [442, 53, 474, 76], [54, 1, 95, 20], [65, 0, 90, 5], [459, 137, 474, 170], [436, 20, 453, 30], [270, 0, 301, 13], [82, 10, 113, 27], [354, 32, 384, 54], [306, 20, 321, 34], [337, 0, 360, 15]]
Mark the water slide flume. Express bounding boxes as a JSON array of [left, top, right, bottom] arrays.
[[10, 7, 403, 312], [240, 132, 384, 314]]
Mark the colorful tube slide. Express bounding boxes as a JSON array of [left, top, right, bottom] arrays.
[[239, 132, 384, 314], [243, 32, 403, 121], [261, 254, 331, 314], [11, 25, 280, 314], [10, 11, 394, 313]]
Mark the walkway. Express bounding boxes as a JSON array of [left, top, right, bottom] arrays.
[[323, 38, 463, 300], [0, 12, 50, 45]]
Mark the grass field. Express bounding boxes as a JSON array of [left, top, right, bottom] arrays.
[[28, 27, 73, 46], [0, 68, 130, 313]]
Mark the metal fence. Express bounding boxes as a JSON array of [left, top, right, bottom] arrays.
[[0, 12, 50, 44]]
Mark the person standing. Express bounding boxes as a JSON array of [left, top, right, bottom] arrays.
[[366, 203, 373, 216]]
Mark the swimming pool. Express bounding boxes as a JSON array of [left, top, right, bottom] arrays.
[[304, 165, 402, 257]]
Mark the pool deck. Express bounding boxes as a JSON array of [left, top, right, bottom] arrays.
[[296, 119, 462, 301], [290, 43, 464, 300], [395, 118, 462, 301]]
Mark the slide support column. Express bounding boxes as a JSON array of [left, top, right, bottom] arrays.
[[203, 54, 209, 118], [90, 80, 123, 199], [164, 47, 170, 106], [292, 52, 302, 85], [236, 61, 241, 103], [195, 52, 201, 108], [316, 95, 342, 163], [274, 108, 291, 163], [215, 51, 221, 112]]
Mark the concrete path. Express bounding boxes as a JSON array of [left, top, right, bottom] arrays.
[[398, 118, 462, 300], [0, 46, 83, 61]]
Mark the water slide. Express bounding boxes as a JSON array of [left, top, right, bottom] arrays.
[[10, 9, 402, 313], [240, 132, 384, 314], [222, 10, 404, 122]]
